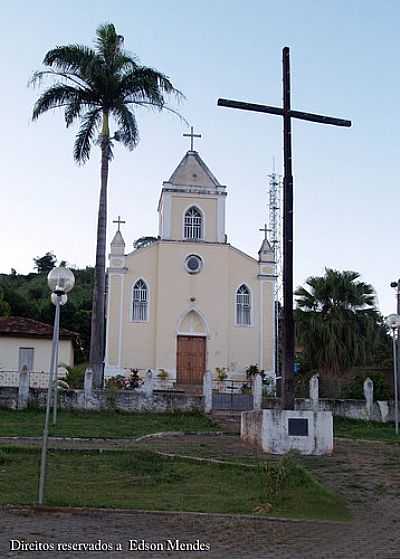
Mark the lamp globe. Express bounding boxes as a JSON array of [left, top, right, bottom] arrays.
[[47, 267, 75, 294]]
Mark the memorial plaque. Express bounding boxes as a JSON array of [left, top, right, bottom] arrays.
[[288, 418, 308, 436]]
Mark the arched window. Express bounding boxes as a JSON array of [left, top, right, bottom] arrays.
[[236, 284, 251, 326], [132, 279, 148, 321], [184, 206, 202, 240]]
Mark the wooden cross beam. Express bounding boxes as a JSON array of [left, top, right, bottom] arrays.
[[218, 47, 351, 410], [183, 126, 202, 151]]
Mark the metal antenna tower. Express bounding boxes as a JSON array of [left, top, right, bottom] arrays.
[[267, 167, 282, 377]]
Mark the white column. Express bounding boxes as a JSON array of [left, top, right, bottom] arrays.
[[363, 377, 374, 420], [84, 368, 93, 409], [253, 373, 263, 410], [217, 195, 226, 242], [18, 367, 29, 409], [309, 374, 319, 412], [203, 370, 213, 413], [143, 369, 153, 398]]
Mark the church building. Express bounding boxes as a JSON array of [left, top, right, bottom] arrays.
[[104, 136, 276, 388]]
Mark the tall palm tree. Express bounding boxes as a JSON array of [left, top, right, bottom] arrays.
[[30, 23, 182, 386], [295, 268, 388, 374]]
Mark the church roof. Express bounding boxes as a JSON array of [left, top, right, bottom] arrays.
[[258, 238, 274, 261], [111, 230, 125, 247], [168, 151, 221, 188]]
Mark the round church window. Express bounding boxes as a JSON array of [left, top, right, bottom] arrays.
[[185, 254, 203, 274]]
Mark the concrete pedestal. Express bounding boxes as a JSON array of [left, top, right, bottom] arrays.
[[241, 409, 333, 455]]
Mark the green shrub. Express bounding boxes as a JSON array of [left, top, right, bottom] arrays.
[[263, 454, 311, 501], [64, 363, 87, 389], [246, 364, 265, 380]]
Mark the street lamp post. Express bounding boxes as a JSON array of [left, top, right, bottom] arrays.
[[390, 280, 400, 385], [385, 313, 400, 436], [38, 267, 75, 505], [393, 330, 399, 436], [52, 292, 68, 426]]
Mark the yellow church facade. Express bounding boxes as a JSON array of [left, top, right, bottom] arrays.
[[104, 148, 275, 387]]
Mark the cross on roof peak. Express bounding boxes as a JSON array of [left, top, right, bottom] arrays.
[[183, 126, 202, 151], [259, 223, 270, 241], [113, 215, 126, 232]]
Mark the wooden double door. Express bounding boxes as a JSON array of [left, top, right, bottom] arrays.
[[176, 335, 206, 385]]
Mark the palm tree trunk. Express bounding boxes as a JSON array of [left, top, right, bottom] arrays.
[[89, 112, 109, 387]]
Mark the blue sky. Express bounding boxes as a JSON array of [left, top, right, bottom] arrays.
[[0, 0, 399, 314]]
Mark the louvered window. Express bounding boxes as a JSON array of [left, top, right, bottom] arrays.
[[184, 207, 202, 240]]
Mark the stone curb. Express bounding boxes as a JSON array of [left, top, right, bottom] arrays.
[[0, 431, 230, 444], [2, 504, 349, 525], [156, 451, 256, 468], [335, 436, 400, 445]]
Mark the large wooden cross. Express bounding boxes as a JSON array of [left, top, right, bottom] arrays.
[[218, 47, 351, 409]]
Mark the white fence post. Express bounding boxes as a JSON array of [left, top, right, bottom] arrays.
[[309, 374, 320, 412], [363, 377, 374, 420], [203, 370, 213, 413], [253, 373, 263, 410], [84, 368, 93, 408], [143, 369, 153, 397], [18, 366, 29, 409]]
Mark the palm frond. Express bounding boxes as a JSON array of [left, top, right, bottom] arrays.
[[29, 70, 90, 92], [64, 99, 84, 127], [113, 104, 138, 149], [32, 84, 81, 120], [43, 45, 99, 77], [73, 109, 101, 164], [119, 66, 183, 104], [95, 23, 119, 63], [131, 101, 189, 126]]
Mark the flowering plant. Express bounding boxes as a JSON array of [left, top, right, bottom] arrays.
[[105, 369, 142, 390]]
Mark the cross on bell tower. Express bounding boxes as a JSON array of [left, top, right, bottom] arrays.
[[113, 215, 126, 232], [183, 126, 202, 151]]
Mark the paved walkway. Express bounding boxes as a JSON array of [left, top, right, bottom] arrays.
[[1, 436, 400, 558]]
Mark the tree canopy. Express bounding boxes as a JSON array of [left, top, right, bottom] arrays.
[[295, 268, 391, 375], [33, 252, 57, 274], [30, 23, 183, 165]]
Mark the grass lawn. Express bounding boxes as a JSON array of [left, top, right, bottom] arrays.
[[334, 417, 400, 443], [0, 409, 218, 438], [0, 446, 350, 521]]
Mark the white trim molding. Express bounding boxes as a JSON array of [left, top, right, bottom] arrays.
[[176, 306, 209, 337], [217, 194, 226, 242]]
